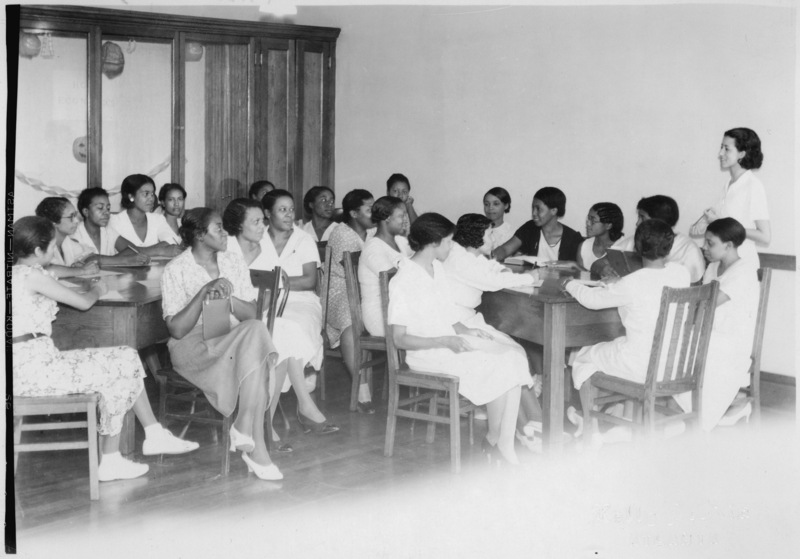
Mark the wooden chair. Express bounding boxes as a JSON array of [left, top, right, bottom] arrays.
[[13, 393, 101, 500], [342, 251, 388, 411], [736, 267, 772, 426], [379, 270, 476, 474], [154, 267, 289, 476], [581, 282, 719, 438], [317, 244, 339, 401]]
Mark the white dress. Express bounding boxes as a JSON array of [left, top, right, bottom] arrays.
[[302, 220, 337, 243], [109, 211, 181, 247], [388, 259, 532, 405], [359, 235, 412, 337], [567, 263, 691, 389], [579, 238, 606, 270], [488, 221, 513, 253], [252, 227, 324, 373], [611, 231, 705, 283], [711, 170, 770, 269], [74, 222, 120, 256], [673, 258, 759, 430], [52, 235, 92, 266]]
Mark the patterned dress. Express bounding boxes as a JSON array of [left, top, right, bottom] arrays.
[[325, 223, 373, 347], [12, 264, 146, 436], [161, 249, 277, 417]]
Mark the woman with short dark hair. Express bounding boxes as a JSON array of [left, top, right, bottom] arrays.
[[691, 127, 771, 270], [674, 217, 760, 430], [157, 183, 187, 236], [388, 213, 533, 465], [301, 186, 337, 242], [35, 196, 101, 278], [12, 216, 198, 482], [562, 219, 691, 436], [483, 187, 514, 252], [161, 208, 283, 480], [387, 173, 418, 232], [577, 202, 624, 271]]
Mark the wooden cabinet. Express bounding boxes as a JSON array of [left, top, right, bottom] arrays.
[[16, 5, 339, 213]]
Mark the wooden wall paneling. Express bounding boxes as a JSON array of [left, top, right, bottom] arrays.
[[87, 26, 102, 187], [297, 40, 326, 200], [323, 41, 336, 189], [172, 31, 186, 186], [247, 37, 257, 188]]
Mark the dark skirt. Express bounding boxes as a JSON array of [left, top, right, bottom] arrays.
[[167, 319, 276, 417]]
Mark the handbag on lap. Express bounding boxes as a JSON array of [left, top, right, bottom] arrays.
[[202, 297, 231, 340]]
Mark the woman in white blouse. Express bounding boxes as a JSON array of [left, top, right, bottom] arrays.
[[483, 187, 514, 253], [157, 183, 186, 237], [161, 208, 282, 480], [301, 186, 338, 243], [359, 196, 412, 338], [34, 197, 99, 278], [691, 128, 771, 270], [388, 213, 532, 465], [443, 214, 541, 450], [576, 202, 624, 271], [257, 191, 339, 435], [108, 174, 183, 256]]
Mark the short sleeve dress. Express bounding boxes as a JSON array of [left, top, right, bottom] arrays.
[[325, 223, 374, 347], [12, 264, 146, 436], [711, 170, 770, 269], [488, 221, 514, 253], [74, 222, 120, 256], [161, 249, 277, 417], [358, 235, 413, 337], [228, 231, 324, 373], [567, 263, 691, 389], [52, 235, 92, 266], [611, 231, 706, 283], [387, 259, 532, 405], [673, 258, 759, 430], [109, 211, 181, 247], [302, 220, 337, 243]]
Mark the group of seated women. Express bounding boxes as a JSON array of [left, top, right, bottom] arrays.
[[11, 126, 771, 481]]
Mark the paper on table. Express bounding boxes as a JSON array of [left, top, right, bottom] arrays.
[[137, 279, 162, 289], [99, 290, 126, 300], [571, 278, 605, 287], [81, 270, 123, 278], [504, 255, 543, 266], [505, 280, 543, 294]]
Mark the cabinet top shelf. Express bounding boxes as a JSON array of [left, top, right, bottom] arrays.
[[19, 5, 341, 42]]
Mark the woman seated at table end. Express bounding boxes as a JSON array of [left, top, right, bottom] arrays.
[[34, 196, 100, 278], [12, 216, 199, 482], [388, 212, 532, 465], [160, 207, 283, 480]]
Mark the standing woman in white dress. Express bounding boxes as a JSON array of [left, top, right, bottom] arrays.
[[223, 197, 336, 443], [108, 174, 183, 256], [576, 202, 624, 271], [257, 191, 339, 435], [483, 187, 514, 253], [674, 218, 760, 430], [302, 186, 338, 243], [562, 220, 691, 437], [157, 183, 186, 238], [388, 213, 532, 465], [359, 196, 412, 338], [12, 217, 198, 482], [691, 128, 770, 270]]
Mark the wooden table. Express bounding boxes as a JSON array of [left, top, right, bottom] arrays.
[[51, 261, 171, 455], [477, 266, 625, 451]]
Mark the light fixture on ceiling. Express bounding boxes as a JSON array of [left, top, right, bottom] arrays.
[[259, 1, 297, 16]]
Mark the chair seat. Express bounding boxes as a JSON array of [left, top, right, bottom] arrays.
[[15, 393, 100, 406], [360, 335, 387, 350]]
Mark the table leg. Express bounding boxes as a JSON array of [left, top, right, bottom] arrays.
[[542, 303, 566, 452], [120, 410, 136, 456]]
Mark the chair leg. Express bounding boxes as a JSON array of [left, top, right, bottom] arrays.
[[278, 401, 290, 432], [221, 415, 232, 476], [381, 362, 389, 402], [449, 387, 461, 474], [384, 380, 400, 457], [468, 409, 474, 446], [426, 392, 439, 444], [580, 381, 596, 439], [410, 387, 419, 435], [86, 404, 100, 500], [319, 362, 326, 401], [349, 350, 363, 412], [13, 416, 23, 474]]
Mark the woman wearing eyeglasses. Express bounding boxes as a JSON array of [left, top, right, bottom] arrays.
[[34, 197, 100, 278]]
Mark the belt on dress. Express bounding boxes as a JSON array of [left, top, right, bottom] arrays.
[[11, 333, 48, 344]]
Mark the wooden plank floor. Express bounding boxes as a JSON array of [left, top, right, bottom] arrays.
[[10, 357, 797, 557]]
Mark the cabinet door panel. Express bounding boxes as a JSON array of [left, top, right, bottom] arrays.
[[255, 39, 295, 194]]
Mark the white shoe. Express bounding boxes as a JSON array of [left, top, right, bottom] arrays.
[[532, 375, 543, 398], [602, 425, 632, 444], [305, 373, 318, 393], [516, 431, 542, 453], [717, 402, 752, 427], [142, 427, 200, 456], [242, 452, 283, 481], [523, 420, 542, 437], [567, 406, 584, 438], [98, 456, 149, 482], [474, 407, 488, 421]]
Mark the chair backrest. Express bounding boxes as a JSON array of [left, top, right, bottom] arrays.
[[645, 282, 719, 397], [342, 250, 365, 336], [750, 268, 772, 379], [250, 267, 290, 334], [319, 245, 333, 325], [317, 241, 328, 263], [379, 269, 402, 376]]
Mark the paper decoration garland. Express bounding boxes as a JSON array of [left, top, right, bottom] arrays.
[[15, 154, 177, 199]]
